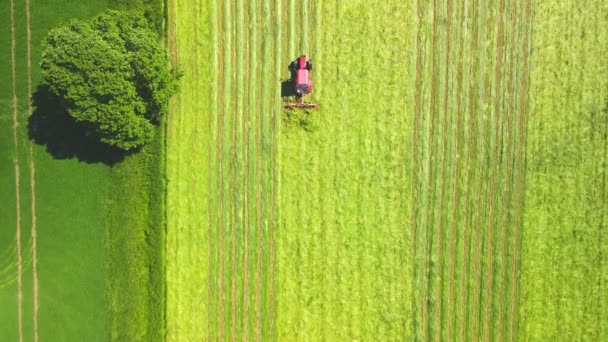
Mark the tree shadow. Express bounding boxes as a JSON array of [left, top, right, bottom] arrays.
[[28, 85, 128, 166]]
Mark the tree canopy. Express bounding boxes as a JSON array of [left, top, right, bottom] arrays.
[[41, 10, 179, 151]]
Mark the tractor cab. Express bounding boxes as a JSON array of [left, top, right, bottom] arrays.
[[294, 56, 313, 96], [284, 55, 319, 110]]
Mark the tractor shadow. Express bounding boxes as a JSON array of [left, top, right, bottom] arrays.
[[28, 85, 128, 166], [281, 79, 296, 99]]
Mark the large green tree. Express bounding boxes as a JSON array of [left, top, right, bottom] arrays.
[[41, 10, 179, 151]]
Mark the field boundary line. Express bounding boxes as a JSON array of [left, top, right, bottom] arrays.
[[509, 0, 531, 339], [434, 0, 453, 338], [24, 0, 39, 339], [10, 0, 24, 340], [495, 1, 518, 340], [447, 0, 466, 339]]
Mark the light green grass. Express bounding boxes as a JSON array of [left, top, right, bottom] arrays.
[[520, 0, 608, 340]]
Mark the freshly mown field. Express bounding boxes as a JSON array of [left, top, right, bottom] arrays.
[[167, 0, 608, 341], [1, 0, 167, 341]]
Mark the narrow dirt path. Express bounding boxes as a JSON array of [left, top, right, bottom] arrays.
[[24, 0, 39, 339], [10, 0, 24, 340], [509, 1, 531, 340]]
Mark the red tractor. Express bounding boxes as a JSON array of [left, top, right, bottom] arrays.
[[284, 55, 319, 110]]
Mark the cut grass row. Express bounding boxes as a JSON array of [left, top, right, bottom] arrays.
[[167, 0, 278, 339], [410, 0, 532, 340]]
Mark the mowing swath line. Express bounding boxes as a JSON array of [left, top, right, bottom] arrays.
[[268, 0, 282, 339], [447, 1, 466, 340], [230, 0, 240, 338], [216, 0, 226, 338], [24, 0, 39, 339], [410, 0, 424, 335], [470, 1, 494, 338], [509, 0, 531, 339], [458, 0, 479, 339], [207, 0, 219, 340], [243, 0, 255, 338], [433, 0, 453, 338], [254, 0, 267, 338], [495, 1, 517, 340], [9, 0, 23, 340], [421, 0, 440, 339], [482, 0, 506, 340]]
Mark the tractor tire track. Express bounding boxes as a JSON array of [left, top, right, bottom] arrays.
[[24, 0, 39, 339], [495, 2, 518, 340], [458, 0, 479, 339], [10, 0, 24, 340], [447, 1, 466, 340], [411, 0, 424, 335], [433, 0, 453, 339], [509, 0, 531, 339]]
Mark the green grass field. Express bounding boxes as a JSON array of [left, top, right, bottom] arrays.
[[1, 0, 607, 340], [166, 0, 608, 340], [1, 0, 166, 341]]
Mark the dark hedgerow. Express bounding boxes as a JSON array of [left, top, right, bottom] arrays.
[[41, 10, 180, 151]]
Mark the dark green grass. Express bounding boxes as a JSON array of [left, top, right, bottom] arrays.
[[1, 0, 166, 340], [104, 119, 166, 341]]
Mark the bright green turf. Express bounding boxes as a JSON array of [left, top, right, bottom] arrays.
[[520, 0, 608, 339]]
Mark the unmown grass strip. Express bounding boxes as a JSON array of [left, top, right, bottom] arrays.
[[509, 1, 531, 339], [481, 0, 506, 340], [447, 1, 466, 339], [9, 0, 23, 340]]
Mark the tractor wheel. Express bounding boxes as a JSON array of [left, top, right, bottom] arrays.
[[306, 61, 313, 70]]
